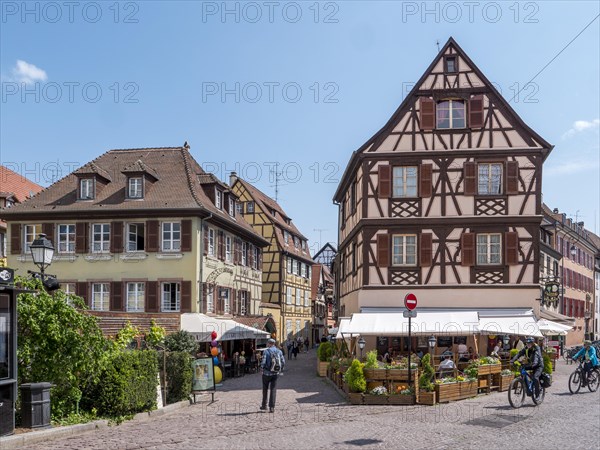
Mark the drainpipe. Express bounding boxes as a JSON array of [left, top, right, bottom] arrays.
[[199, 213, 213, 313]]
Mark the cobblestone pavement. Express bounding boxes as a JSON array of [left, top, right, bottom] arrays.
[[25, 350, 600, 450]]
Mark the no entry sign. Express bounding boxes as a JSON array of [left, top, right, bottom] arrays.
[[404, 293, 418, 311]]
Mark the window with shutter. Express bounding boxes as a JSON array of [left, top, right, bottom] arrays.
[[377, 234, 390, 268], [506, 161, 519, 194], [419, 164, 432, 198], [10, 223, 21, 255], [378, 165, 391, 199], [110, 281, 123, 311], [76, 222, 89, 254], [463, 162, 477, 195], [420, 98, 435, 130], [110, 222, 123, 254], [420, 233, 432, 267], [505, 232, 519, 265], [469, 95, 484, 129], [461, 233, 475, 266], [146, 220, 159, 252], [181, 220, 192, 252], [146, 281, 158, 312], [181, 281, 192, 313]]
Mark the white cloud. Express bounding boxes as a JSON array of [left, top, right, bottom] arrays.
[[562, 119, 600, 139], [11, 60, 48, 84]]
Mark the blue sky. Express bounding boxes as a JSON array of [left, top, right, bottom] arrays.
[[1, 1, 599, 251]]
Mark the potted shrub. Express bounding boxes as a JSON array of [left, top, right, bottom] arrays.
[[418, 354, 436, 406], [317, 341, 333, 376], [364, 385, 388, 405], [497, 369, 515, 391], [344, 359, 366, 404], [362, 350, 381, 379], [475, 356, 501, 375]]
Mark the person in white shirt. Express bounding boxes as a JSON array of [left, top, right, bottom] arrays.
[[458, 343, 469, 362], [491, 341, 502, 357], [438, 355, 456, 377]]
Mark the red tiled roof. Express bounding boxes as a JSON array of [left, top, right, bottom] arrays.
[[0, 165, 43, 203], [311, 264, 321, 298], [233, 315, 276, 332]]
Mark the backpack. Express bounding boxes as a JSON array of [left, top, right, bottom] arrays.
[[540, 373, 552, 388], [267, 349, 283, 373]]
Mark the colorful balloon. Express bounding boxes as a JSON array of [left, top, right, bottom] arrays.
[[213, 356, 219, 365], [211, 331, 218, 339], [210, 347, 219, 356], [214, 366, 223, 384], [211, 339, 218, 347]]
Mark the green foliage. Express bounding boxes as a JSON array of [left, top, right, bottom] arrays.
[[509, 349, 519, 359], [165, 352, 194, 403], [364, 350, 379, 369], [84, 350, 158, 417], [146, 319, 166, 348], [16, 277, 109, 419], [114, 321, 140, 351], [463, 364, 478, 380], [317, 341, 333, 362], [343, 359, 366, 393], [163, 330, 198, 354], [418, 353, 435, 392], [543, 353, 553, 374]]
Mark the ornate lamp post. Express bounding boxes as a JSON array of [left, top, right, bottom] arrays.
[[358, 337, 366, 360], [29, 234, 54, 277], [428, 336, 436, 359]]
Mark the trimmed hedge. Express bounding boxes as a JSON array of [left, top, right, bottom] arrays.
[[165, 352, 194, 403], [85, 350, 158, 417]]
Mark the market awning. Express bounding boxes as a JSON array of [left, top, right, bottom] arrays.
[[539, 308, 576, 327], [537, 319, 573, 336], [335, 318, 351, 339], [478, 311, 543, 337], [342, 311, 479, 336], [181, 313, 270, 342]]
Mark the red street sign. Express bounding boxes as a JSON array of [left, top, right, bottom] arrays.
[[404, 293, 417, 311]]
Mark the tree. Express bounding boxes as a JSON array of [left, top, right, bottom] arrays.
[[163, 330, 198, 353], [16, 277, 109, 418]]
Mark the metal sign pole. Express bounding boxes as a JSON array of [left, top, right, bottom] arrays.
[[408, 316, 412, 387]]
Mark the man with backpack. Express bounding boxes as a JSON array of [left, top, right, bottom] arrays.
[[511, 336, 543, 399], [260, 338, 285, 413]]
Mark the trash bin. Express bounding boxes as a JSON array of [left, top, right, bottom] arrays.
[[0, 397, 14, 436], [20, 382, 52, 428]]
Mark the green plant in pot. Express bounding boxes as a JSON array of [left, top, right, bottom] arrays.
[[343, 359, 366, 393], [318, 341, 334, 362], [463, 363, 478, 380], [418, 354, 435, 392], [364, 350, 379, 369]]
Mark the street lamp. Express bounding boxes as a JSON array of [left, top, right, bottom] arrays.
[[428, 336, 436, 352], [358, 337, 366, 360], [30, 234, 54, 276], [502, 335, 510, 351]]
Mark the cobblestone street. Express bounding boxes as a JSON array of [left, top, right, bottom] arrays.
[[22, 351, 600, 450]]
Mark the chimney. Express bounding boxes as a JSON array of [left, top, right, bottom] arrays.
[[229, 171, 238, 187], [553, 208, 559, 214], [183, 141, 190, 150], [578, 221, 584, 228]]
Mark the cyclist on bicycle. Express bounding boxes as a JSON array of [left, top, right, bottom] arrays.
[[572, 340, 599, 386], [510, 336, 543, 398]]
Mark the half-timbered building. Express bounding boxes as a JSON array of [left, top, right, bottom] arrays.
[[333, 38, 554, 351], [231, 174, 313, 342]]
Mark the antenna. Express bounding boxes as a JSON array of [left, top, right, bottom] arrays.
[[269, 163, 284, 202], [436, 40, 440, 52], [313, 228, 328, 250]]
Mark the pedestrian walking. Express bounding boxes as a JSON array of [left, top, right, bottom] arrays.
[[286, 337, 293, 360], [260, 338, 285, 413], [304, 337, 310, 353], [292, 339, 299, 359]]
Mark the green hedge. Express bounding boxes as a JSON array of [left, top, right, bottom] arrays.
[[317, 341, 333, 361], [85, 350, 158, 417], [165, 352, 194, 403]]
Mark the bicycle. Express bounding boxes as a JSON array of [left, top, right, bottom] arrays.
[[508, 364, 545, 408], [563, 347, 581, 364], [568, 359, 600, 394]]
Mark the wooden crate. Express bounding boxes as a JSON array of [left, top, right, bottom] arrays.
[[436, 381, 478, 403], [478, 378, 488, 389], [478, 364, 501, 376]]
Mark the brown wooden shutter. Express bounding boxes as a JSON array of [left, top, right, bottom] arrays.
[[146, 220, 159, 252], [234, 238, 240, 265], [232, 289, 238, 315], [420, 233, 433, 267], [42, 223, 55, 242], [420, 97, 435, 130], [506, 161, 519, 195], [181, 280, 192, 313], [216, 286, 223, 314], [76, 282, 89, 307], [110, 222, 123, 254], [75, 222, 88, 254], [505, 232, 519, 265], [469, 95, 484, 129], [110, 281, 124, 311], [218, 231, 224, 260], [419, 164, 432, 198], [461, 233, 475, 266], [378, 165, 391, 199], [181, 219, 192, 252], [377, 234, 390, 268], [146, 281, 159, 312], [463, 162, 477, 195], [10, 223, 21, 255], [203, 225, 208, 255]]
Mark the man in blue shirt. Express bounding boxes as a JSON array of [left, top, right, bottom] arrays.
[[260, 338, 285, 413], [572, 340, 599, 386]]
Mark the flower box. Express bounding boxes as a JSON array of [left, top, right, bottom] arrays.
[[387, 394, 416, 405], [363, 368, 385, 380], [317, 360, 328, 377], [435, 381, 477, 403], [347, 392, 363, 405], [418, 391, 436, 406], [460, 381, 478, 398], [386, 369, 418, 382], [497, 374, 514, 392], [477, 364, 501, 376], [363, 394, 388, 405]]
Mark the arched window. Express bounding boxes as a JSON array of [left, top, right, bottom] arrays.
[[436, 99, 465, 129]]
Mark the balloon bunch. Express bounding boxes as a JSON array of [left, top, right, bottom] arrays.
[[210, 330, 223, 384]]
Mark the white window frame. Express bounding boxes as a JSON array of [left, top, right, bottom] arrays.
[[161, 222, 181, 252], [128, 177, 143, 199], [304, 290, 309, 307], [236, 202, 243, 215], [215, 188, 222, 209], [24, 224, 42, 253], [161, 282, 181, 312], [246, 201, 254, 213], [478, 163, 503, 195], [208, 228, 215, 256], [228, 198, 235, 217], [206, 285, 214, 313], [254, 247, 260, 269], [241, 241, 247, 266], [221, 288, 230, 314], [91, 283, 109, 311], [91, 223, 110, 253], [284, 230, 289, 245], [126, 282, 145, 312], [392, 166, 418, 198], [292, 260, 298, 275], [80, 178, 95, 200], [296, 288, 301, 306], [127, 222, 145, 252], [287, 257, 292, 274], [436, 99, 466, 129], [301, 263, 306, 278], [477, 233, 502, 266], [225, 236, 232, 263], [286, 319, 292, 338], [58, 224, 76, 253], [239, 291, 247, 316], [294, 236, 299, 248], [391, 234, 417, 267], [286, 286, 292, 305], [295, 319, 301, 335], [62, 282, 76, 296]]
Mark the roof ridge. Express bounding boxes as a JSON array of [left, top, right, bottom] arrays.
[[180, 147, 204, 207], [108, 147, 182, 152]]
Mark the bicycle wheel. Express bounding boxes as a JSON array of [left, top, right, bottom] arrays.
[[563, 350, 570, 361], [532, 386, 545, 405], [568, 370, 582, 394], [508, 378, 525, 408], [587, 369, 599, 393]]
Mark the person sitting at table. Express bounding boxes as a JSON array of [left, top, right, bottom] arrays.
[[458, 342, 469, 362], [383, 348, 393, 364], [438, 355, 456, 377], [468, 347, 478, 360]]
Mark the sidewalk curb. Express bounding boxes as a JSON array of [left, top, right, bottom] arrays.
[[0, 400, 191, 449]]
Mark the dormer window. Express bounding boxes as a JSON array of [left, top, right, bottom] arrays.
[[128, 177, 143, 199], [246, 201, 255, 213], [228, 198, 235, 217], [445, 56, 457, 73], [215, 188, 222, 209], [294, 236, 300, 248], [284, 230, 289, 244], [436, 100, 465, 129], [80, 178, 95, 200]]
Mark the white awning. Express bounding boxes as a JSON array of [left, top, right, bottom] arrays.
[[342, 311, 479, 336], [478, 313, 543, 337], [181, 313, 270, 342], [537, 319, 573, 336], [335, 318, 351, 340], [539, 308, 576, 326]]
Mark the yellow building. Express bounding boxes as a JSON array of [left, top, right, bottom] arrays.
[[2, 145, 269, 335], [231, 174, 313, 342]]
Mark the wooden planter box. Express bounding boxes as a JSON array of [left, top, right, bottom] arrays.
[[497, 374, 514, 392], [460, 381, 478, 398], [388, 394, 416, 405], [317, 360, 328, 377], [386, 369, 418, 381], [418, 391, 436, 406], [363, 394, 388, 405], [347, 392, 363, 405], [342, 382, 349, 394], [363, 369, 386, 380], [478, 364, 501, 376], [478, 377, 488, 389], [436, 381, 477, 403]]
